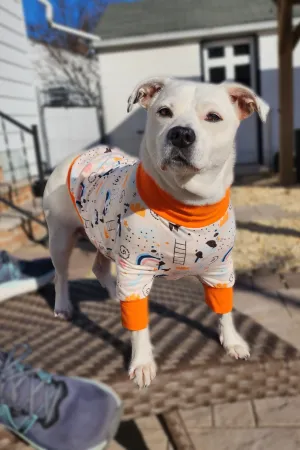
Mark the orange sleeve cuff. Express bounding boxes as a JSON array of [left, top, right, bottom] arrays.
[[203, 284, 233, 314], [121, 297, 149, 331]]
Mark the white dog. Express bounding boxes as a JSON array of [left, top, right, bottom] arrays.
[[43, 77, 269, 388]]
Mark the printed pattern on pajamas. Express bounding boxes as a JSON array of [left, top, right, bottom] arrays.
[[67, 146, 236, 331]]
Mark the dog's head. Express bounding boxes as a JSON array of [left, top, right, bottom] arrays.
[[128, 77, 269, 175]]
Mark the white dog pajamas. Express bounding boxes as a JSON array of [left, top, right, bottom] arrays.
[[68, 146, 236, 331]]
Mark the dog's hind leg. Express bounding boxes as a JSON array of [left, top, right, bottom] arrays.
[[92, 251, 116, 299], [43, 152, 83, 319], [48, 220, 77, 320]]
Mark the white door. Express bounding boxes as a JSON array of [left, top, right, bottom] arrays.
[[44, 107, 101, 167], [203, 38, 258, 164]]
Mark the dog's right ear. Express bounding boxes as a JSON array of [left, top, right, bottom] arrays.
[[127, 77, 170, 113]]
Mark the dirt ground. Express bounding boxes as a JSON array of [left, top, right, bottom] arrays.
[[232, 175, 300, 275]]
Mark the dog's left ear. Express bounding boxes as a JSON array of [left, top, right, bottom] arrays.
[[127, 77, 170, 113], [223, 82, 269, 122]]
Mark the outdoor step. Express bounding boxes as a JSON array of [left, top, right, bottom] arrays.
[[0, 199, 47, 252], [0, 180, 36, 213]]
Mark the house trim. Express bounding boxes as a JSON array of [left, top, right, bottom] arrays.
[[93, 18, 300, 52], [253, 34, 264, 165]]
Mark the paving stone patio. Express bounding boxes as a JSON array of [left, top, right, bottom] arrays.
[[107, 395, 300, 449], [1, 241, 299, 450]]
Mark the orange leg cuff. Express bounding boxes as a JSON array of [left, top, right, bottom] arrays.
[[121, 297, 149, 331], [203, 284, 233, 314]]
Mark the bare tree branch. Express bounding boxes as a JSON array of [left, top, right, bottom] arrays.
[[31, 0, 105, 107]]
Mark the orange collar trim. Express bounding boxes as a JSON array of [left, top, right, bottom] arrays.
[[67, 155, 83, 224], [136, 163, 230, 228]]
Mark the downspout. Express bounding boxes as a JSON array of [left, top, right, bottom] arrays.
[[38, 0, 101, 42], [38, 0, 106, 144]]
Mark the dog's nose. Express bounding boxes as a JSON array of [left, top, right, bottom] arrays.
[[167, 126, 196, 148]]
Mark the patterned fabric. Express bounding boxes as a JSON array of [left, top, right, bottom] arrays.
[[68, 146, 236, 330]]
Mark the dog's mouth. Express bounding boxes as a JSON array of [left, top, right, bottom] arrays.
[[172, 152, 189, 165], [162, 150, 199, 172]]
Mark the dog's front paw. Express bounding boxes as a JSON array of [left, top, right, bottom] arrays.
[[129, 359, 157, 388], [220, 332, 250, 360]]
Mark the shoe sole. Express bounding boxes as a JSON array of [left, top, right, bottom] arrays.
[[0, 271, 55, 303], [2, 378, 123, 450]]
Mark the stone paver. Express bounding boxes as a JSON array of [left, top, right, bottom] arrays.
[[234, 288, 288, 317], [214, 401, 255, 428], [278, 288, 300, 322], [135, 416, 169, 450], [180, 406, 212, 428], [188, 429, 300, 450], [283, 273, 300, 289], [255, 316, 300, 351], [109, 417, 170, 450], [252, 274, 286, 292], [109, 441, 125, 450], [234, 286, 300, 351], [254, 396, 300, 427]]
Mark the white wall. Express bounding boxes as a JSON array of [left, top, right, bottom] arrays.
[[44, 107, 100, 167], [0, 0, 40, 181], [99, 43, 201, 156], [259, 32, 300, 166]]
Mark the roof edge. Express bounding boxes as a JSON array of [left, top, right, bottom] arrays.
[[93, 17, 300, 51]]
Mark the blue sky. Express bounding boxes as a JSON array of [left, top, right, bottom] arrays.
[[22, 0, 137, 42]]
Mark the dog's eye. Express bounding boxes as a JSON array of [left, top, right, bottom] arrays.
[[157, 107, 173, 118], [205, 112, 222, 123]]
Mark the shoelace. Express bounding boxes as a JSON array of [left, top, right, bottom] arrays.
[[0, 344, 64, 432]]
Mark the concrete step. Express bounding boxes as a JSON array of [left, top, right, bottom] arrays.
[[0, 179, 36, 213]]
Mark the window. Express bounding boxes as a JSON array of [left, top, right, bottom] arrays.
[[208, 47, 224, 58], [234, 64, 251, 87], [233, 43, 250, 56], [209, 67, 226, 83]]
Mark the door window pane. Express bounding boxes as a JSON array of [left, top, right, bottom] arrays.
[[209, 67, 226, 83], [234, 64, 251, 86], [208, 46, 224, 58], [234, 43, 250, 55]]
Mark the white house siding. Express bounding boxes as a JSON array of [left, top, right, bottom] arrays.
[[99, 43, 201, 157], [259, 32, 300, 167], [0, 0, 39, 182]]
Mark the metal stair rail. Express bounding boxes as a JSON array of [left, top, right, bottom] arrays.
[[0, 111, 47, 228]]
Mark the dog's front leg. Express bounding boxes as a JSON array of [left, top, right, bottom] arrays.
[[129, 327, 157, 388], [219, 312, 250, 359]]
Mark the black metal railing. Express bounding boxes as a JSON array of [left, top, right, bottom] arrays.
[[0, 111, 47, 228], [0, 111, 44, 187]]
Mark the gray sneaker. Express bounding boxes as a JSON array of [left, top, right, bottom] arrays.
[[0, 345, 122, 450]]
